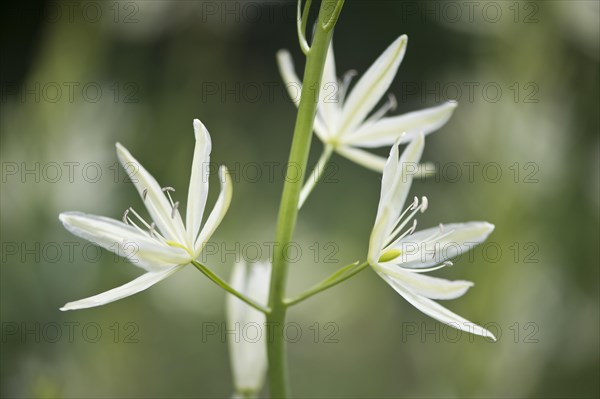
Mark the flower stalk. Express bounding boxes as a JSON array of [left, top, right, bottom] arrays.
[[284, 261, 369, 307], [267, 1, 343, 397], [191, 260, 270, 314]]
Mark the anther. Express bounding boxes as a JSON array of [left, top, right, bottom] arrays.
[[339, 70, 358, 103], [408, 219, 417, 235], [171, 201, 179, 218], [410, 196, 419, 210], [387, 93, 397, 111], [367, 93, 398, 123], [122, 209, 130, 224], [420, 196, 428, 213], [162, 187, 176, 206], [142, 188, 148, 200]]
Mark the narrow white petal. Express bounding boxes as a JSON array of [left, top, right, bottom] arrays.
[[380, 144, 400, 203], [195, 165, 233, 255], [186, 119, 212, 244], [116, 143, 187, 244], [335, 146, 387, 172], [342, 101, 458, 148], [276, 49, 331, 141], [227, 261, 270, 392], [388, 134, 425, 214], [377, 271, 496, 340], [368, 206, 391, 265], [375, 264, 473, 300], [59, 212, 190, 271], [60, 265, 184, 311], [368, 134, 424, 263], [368, 145, 400, 263], [338, 35, 408, 135], [276, 49, 302, 107], [318, 43, 340, 128], [386, 133, 425, 222], [395, 222, 495, 268]]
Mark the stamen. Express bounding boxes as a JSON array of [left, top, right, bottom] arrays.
[[122, 209, 130, 224], [406, 219, 418, 236], [366, 93, 397, 123], [386, 219, 417, 250], [410, 261, 453, 274], [420, 196, 428, 213], [338, 69, 357, 104], [162, 186, 176, 207], [171, 201, 180, 219], [384, 196, 428, 249], [126, 218, 147, 235], [128, 207, 151, 230], [410, 196, 419, 210], [125, 207, 168, 243], [142, 188, 148, 200]]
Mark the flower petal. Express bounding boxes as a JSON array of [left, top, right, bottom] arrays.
[[367, 145, 399, 263], [389, 132, 424, 211], [276, 49, 302, 107], [335, 146, 387, 172], [195, 165, 233, 255], [186, 119, 212, 244], [394, 222, 495, 268], [375, 264, 473, 300], [276, 50, 329, 140], [342, 101, 458, 148], [59, 212, 191, 271], [60, 265, 184, 311], [377, 271, 496, 340], [227, 261, 270, 392], [338, 35, 408, 135], [318, 43, 340, 129], [116, 143, 187, 245], [367, 135, 424, 262]]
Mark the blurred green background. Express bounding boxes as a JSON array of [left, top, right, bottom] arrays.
[[1, 1, 598, 398]]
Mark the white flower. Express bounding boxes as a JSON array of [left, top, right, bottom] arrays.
[[227, 261, 270, 397], [277, 35, 457, 172], [59, 119, 232, 311], [368, 133, 496, 339]]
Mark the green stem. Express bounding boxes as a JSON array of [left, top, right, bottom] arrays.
[[267, 1, 342, 398], [298, 144, 333, 209], [191, 260, 270, 314], [284, 261, 369, 307]]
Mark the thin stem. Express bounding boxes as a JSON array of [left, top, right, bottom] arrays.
[[267, 1, 342, 398], [298, 144, 333, 209], [191, 260, 270, 314], [284, 261, 369, 307], [297, 0, 312, 55], [322, 0, 345, 31]]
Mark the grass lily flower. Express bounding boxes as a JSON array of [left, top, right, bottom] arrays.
[[368, 133, 496, 339], [227, 261, 270, 397], [59, 119, 232, 311], [277, 35, 457, 207]]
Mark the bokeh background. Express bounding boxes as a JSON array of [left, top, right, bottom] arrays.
[[1, 1, 598, 398]]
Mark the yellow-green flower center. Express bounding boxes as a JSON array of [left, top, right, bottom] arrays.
[[378, 249, 401, 263]]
